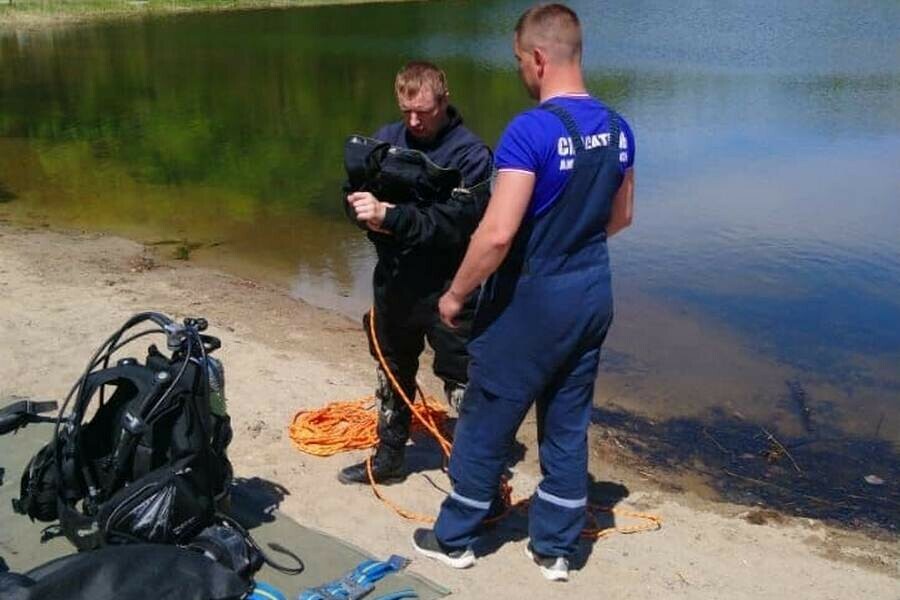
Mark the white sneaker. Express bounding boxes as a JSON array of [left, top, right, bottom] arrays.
[[524, 544, 569, 581]]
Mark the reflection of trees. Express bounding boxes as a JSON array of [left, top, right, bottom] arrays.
[[0, 2, 636, 280], [1, 16, 400, 217]]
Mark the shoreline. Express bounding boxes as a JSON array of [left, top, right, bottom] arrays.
[[0, 0, 423, 32], [0, 220, 897, 597], [2, 201, 896, 533]]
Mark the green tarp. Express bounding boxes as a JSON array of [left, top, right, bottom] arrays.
[[0, 417, 448, 599]]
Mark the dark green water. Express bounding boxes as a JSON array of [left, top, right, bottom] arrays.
[[1, 1, 898, 527]]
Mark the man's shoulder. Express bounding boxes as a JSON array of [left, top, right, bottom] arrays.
[[495, 108, 558, 161], [501, 107, 558, 142], [442, 124, 492, 184], [550, 97, 633, 132], [443, 121, 489, 153], [502, 99, 634, 145], [373, 121, 406, 146], [511, 106, 556, 127], [439, 119, 490, 156]]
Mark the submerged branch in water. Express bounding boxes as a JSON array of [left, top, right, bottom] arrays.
[[874, 412, 885, 439], [702, 427, 734, 458], [759, 426, 803, 474], [786, 379, 816, 434], [722, 470, 842, 508]]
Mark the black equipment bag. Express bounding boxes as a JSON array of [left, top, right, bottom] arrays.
[[0, 543, 251, 600], [0, 515, 304, 599], [10, 312, 234, 551]]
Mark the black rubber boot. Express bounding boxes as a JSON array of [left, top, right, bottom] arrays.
[[337, 444, 406, 485]]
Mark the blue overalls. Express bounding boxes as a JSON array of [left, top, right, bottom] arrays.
[[433, 103, 624, 558]]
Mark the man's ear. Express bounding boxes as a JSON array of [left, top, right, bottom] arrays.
[[534, 47, 547, 76]]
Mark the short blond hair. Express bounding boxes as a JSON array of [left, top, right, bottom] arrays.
[[515, 3, 582, 63], [394, 61, 449, 102]]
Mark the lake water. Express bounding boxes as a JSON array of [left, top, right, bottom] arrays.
[[1, 0, 898, 526]]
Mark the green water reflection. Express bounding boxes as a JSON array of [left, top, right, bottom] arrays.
[[0, 4, 540, 293]]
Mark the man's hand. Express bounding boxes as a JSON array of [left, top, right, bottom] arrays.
[[347, 192, 394, 233], [436, 170, 534, 326], [438, 288, 465, 328]]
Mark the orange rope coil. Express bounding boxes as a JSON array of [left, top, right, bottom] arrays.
[[289, 396, 449, 457]]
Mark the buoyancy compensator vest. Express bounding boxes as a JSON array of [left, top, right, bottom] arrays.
[[10, 312, 234, 551], [343, 134, 463, 227]]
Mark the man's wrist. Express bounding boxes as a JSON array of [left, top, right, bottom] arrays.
[[380, 204, 398, 231], [447, 285, 468, 301]]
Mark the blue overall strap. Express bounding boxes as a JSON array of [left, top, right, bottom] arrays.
[[527, 101, 623, 258], [372, 589, 419, 600], [540, 102, 585, 154], [536, 101, 621, 229], [352, 555, 409, 586], [541, 102, 622, 159], [609, 110, 621, 154], [297, 555, 410, 600], [297, 579, 372, 600]]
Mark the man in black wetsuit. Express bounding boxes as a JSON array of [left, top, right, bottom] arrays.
[[339, 61, 493, 485]]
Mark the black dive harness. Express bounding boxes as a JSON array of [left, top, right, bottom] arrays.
[[343, 135, 464, 222], [1, 313, 306, 597], [8, 312, 234, 550]]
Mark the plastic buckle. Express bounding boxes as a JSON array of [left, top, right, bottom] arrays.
[[339, 578, 374, 600], [385, 555, 409, 571], [122, 411, 146, 435]]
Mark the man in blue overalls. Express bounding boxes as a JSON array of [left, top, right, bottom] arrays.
[[411, 4, 636, 582]]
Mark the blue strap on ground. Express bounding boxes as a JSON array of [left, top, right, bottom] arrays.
[[297, 555, 410, 600], [249, 581, 288, 600], [372, 588, 418, 600]]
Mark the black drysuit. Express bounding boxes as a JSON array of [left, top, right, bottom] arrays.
[[345, 106, 492, 450]]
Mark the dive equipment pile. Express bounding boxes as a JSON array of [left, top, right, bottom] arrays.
[[0, 312, 303, 599], [11, 312, 234, 549]]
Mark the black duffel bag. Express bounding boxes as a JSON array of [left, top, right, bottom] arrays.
[[0, 544, 251, 600]]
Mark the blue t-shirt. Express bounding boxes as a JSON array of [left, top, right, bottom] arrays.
[[494, 95, 635, 217]]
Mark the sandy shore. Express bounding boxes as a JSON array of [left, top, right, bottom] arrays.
[[0, 222, 897, 599]]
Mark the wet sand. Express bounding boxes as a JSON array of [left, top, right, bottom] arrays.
[[1, 221, 897, 599]]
